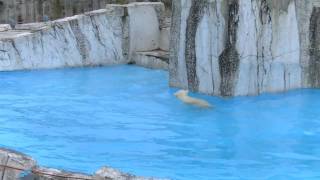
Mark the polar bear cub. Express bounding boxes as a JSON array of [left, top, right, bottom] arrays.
[[174, 90, 212, 108]]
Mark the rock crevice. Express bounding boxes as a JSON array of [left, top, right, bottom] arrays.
[[218, 0, 240, 96]]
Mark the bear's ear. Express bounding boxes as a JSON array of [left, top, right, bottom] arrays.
[[174, 90, 182, 96]]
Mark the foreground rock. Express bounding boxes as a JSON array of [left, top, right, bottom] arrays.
[[0, 148, 166, 180], [94, 167, 167, 180], [0, 148, 36, 180], [169, 0, 320, 96]]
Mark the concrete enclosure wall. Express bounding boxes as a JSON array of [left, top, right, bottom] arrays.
[[169, 0, 320, 96], [0, 9, 127, 70], [0, 2, 167, 71]]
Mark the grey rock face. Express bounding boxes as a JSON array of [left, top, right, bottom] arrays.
[[308, 7, 320, 87], [169, 0, 186, 89], [69, 19, 90, 65], [0, 8, 127, 71], [0, 148, 36, 180], [184, 0, 207, 91], [218, 0, 240, 96], [0, 2, 168, 72], [169, 0, 320, 96]]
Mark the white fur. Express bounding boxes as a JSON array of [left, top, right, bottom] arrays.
[[174, 90, 212, 108]]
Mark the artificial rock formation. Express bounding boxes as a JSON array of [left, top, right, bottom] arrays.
[[169, 0, 320, 96], [0, 2, 168, 71], [127, 2, 170, 69], [0, 8, 126, 70]]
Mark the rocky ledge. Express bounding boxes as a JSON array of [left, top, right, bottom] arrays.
[[0, 148, 167, 180], [131, 50, 169, 70]]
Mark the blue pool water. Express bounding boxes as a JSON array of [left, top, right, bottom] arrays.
[[0, 65, 320, 180]]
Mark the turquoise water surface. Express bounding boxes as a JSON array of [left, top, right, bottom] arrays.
[[0, 65, 319, 180]]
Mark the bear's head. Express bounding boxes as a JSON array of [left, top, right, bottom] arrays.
[[174, 89, 189, 98]]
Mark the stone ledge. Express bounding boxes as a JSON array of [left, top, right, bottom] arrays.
[[105, 2, 164, 17], [105, 4, 126, 17], [131, 50, 169, 70], [84, 9, 109, 16], [0, 30, 33, 40]]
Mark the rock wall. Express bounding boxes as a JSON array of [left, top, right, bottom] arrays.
[[169, 0, 320, 96], [124, 2, 170, 69], [0, 8, 126, 71], [127, 3, 163, 56], [0, 2, 167, 71]]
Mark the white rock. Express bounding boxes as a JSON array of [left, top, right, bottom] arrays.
[[169, 0, 320, 96], [0, 24, 12, 32], [0, 8, 127, 71]]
